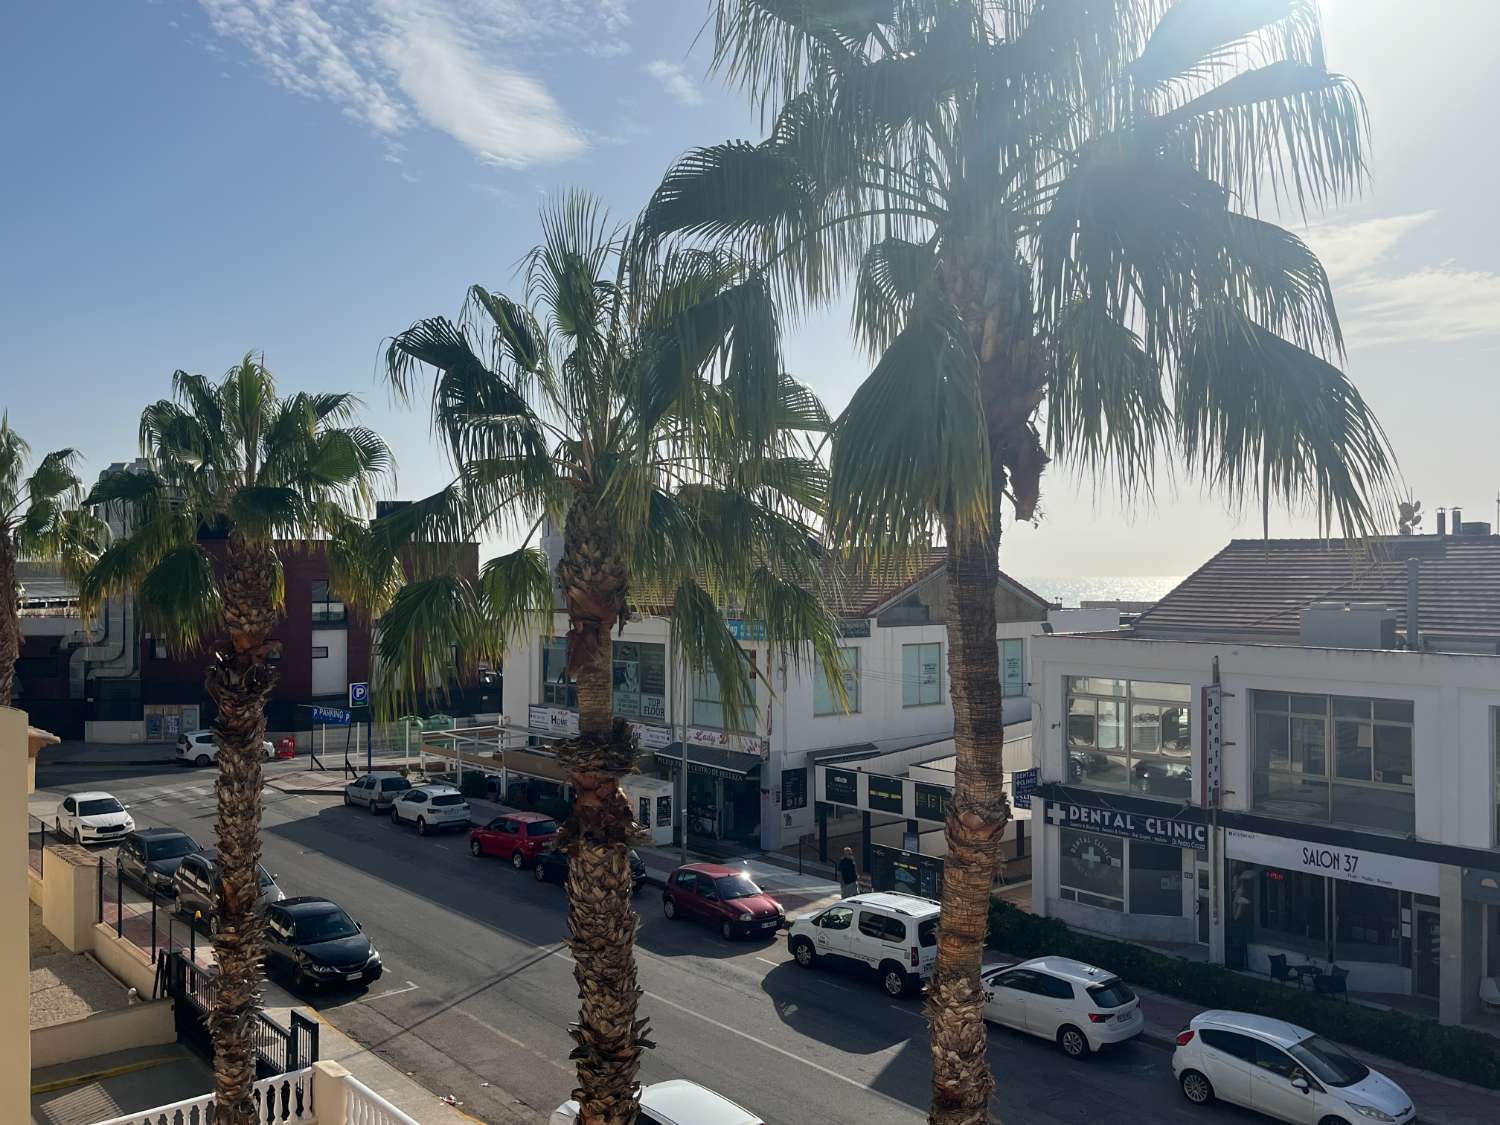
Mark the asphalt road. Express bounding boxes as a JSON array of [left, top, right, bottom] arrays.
[[35, 761, 1267, 1125]]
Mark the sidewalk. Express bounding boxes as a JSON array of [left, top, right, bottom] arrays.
[[39, 742, 179, 768]]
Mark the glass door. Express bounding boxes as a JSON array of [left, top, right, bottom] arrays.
[[1414, 908, 1441, 998], [1196, 860, 1211, 945]]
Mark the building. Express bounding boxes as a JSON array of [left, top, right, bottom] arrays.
[[502, 547, 1057, 852], [1028, 532, 1500, 1025]]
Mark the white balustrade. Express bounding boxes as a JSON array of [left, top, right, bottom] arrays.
[[342, 1073, 422, 1125], [90, 1068, 315, 1125]]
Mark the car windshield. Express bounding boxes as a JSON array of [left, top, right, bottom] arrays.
[[527, 820, 558, 837], [1287, 1035, 1369, 1088], [146, 836, 199, 860], [430, 794, 466, 807], [1087, 980, 1135, 1008], [385, 778, 411, 791], [294, 908, 359, 943], [714, 875, 761, 900], [79, 798, 124, 816], [257, 866, 275, 889], [917, 918, 939, 948]]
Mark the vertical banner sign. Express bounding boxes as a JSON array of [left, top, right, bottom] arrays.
[[1200, 683, 1223, 809]]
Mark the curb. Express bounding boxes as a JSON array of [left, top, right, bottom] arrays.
[[31, 1053, 179, 1095]]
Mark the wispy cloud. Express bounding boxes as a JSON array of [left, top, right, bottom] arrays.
[[645, 59, 703, 106], [195, 1, 628, 168], [1303, 211, 1500, 347]]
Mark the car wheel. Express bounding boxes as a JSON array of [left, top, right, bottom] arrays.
[[370, 800, 381, 816], [470, 838, 483, 857], [292, 966, 310, 993], [534, 862, 548, 883], [663, 896, 677, 920], [195, 754, 212, 767], [880, 963, 911, 998], [1058, 1025, 1090, 1059], [792, 938, 816, 968], [1317, 1118, 1352, 1125], [343, 792, 352, 806], [1179, 1069, 1214, 1106], [721, 919, 736, 941], [74, 826, 83, 845], [417, 818, 428, 836], [511, 850, 526, 871], [391, 807, 400, 824]]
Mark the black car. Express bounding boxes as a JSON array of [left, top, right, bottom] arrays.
[[534, 845, 646, 894], [265, 897, 382, 992], [116, 828, 202, 896]]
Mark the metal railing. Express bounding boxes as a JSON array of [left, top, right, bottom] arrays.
[[88, 1066, 314, 1125], [157, 950, 318, 1077], [96, 858, 210, 969], [28, 814, 45, 878]]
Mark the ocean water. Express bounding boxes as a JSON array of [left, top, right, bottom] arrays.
[[1015, 575, 1184, 607]]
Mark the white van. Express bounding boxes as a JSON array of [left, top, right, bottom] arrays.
[[785, 892, 939, 997]]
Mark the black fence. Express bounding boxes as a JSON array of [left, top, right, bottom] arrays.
[[97, 857, 215, 970]]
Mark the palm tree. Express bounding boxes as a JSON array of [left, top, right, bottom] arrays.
[[643, 3, 1395, 1121], [0, 416, 105, 706], [82, 357, 391, 1125], [357, 191, 844, 1123]]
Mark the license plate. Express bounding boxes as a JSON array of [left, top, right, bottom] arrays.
[[761, 921, 778, 929], [346, 972, 362, 981]]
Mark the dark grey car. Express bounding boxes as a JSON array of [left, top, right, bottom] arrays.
[[173, 850, 286, 933], [343, 772, 412, 813], [116, 828, 202, 896]]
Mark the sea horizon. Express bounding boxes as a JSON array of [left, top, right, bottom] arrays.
[[1016, 574, 1184, 607]]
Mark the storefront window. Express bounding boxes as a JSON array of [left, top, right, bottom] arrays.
[[541, 637, 576, 709], [902, 643, 942, 706], [1059, 828, 1124, 912], [1257, 868, 1326, 952], [1129, 842, 1185, 916], [1334, 881, 1402, 965], [1065, 678, 1191, 801], [999, 638, 1024, 698], [1252, 692, 1414, 834], [1234, 861, 1411, 967], [542, 637, 666, 722], [814, 648, 861, 716]]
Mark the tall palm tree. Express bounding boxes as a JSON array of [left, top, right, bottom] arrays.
[[0, 416, 105, 705], [81, 357, 391, 1125], [643, 3, 1396, 1122], [357, 191, 844, 1124]]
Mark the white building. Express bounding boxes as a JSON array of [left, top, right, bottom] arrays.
[[1028, 533, 1500, 1026], [502, 547, 1056, 852]]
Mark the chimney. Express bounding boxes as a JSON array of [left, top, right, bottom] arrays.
[[1406, 557, 1421, 650], [1436, 508, 1447, 536], [1452, 506, 1464, 535]]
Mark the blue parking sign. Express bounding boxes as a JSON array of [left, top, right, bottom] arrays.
[[348, 682, 369, 707]]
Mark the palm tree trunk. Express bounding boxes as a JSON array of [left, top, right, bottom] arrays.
[[926, 520, 1011, 1125], [555, 499, 651, 1124], [0, 532, 18, 707], [204, 537, 278, 1125]]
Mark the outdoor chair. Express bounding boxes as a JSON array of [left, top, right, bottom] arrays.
[[1316, 965, 1349, 1001], [1268, 953, 1293, 985]]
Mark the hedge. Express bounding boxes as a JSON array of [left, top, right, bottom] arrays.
[[987, 900, 1500, 1090]]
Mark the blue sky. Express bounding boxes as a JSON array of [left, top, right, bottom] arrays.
[[4, 1, 1500, 585]]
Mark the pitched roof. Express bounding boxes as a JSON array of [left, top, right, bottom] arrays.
[[1132, 535, 1500, 649]]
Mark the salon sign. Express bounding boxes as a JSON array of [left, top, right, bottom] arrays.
[[1225, 828, 1439, 896]]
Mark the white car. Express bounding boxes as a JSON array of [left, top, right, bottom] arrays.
[[55, 792, 134, 845], [176, 729, 274, 766], [785, 892, 939, 997], [979, 956, 1143, 1058], [1173, 1010, 1415, 1124], [389, 784, 470, 835], [550, 1080, 763, 1125]]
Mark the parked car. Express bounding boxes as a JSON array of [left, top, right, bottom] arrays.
[[116, 828, 202, 896], [469, 812, 559, 869], [390, 784, 470, 835], [176, 729, 273, 767], [55, 792, 134, 845], [172, 850, 286, 932], [979, 956, 1142, 1058], [1173, 1010, 1415, 1124], [550, 1079, 763, 1125], [662, 863, 785, 942], [535, 845, 646, 895], [264, 897, 382, 992], [785, 892, 939, 998], [344, 772, 412, 813]]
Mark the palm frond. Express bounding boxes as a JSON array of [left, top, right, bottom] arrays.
[[133, 544, 223, 654], [476, 547, 555, 649], [1131, 0, 1318, 90], [670, 577, 759, 736], [371, 575, 493, 720], [852, 236, 935, 355]]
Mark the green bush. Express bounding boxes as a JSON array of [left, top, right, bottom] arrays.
[[987, 900, 1500, 1090]]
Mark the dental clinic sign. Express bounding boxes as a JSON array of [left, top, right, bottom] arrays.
[[1226, 828, 1439, 896], [1045, 796, 1207, 849]]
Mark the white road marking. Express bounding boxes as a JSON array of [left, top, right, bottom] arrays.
[[815, 978, 853, 992], [357, 981, 421, 1003], [754, 957, 779, 967], [886, 1004, 923, 1019], [451, 1007, 572, 1076]]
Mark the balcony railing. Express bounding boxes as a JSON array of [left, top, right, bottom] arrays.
[[88, 1065, 424, 1125]]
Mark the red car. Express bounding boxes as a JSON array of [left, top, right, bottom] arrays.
[[469, 812, 559, 869], [661, 863, 785, 941]]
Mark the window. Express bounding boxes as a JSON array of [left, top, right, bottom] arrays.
[[1087, 980, 1135, 1008], [655, 794, 672, 827], [311, 579, 345, 625], [996, 969, 1042, 994], [691, 651, 756, 730], [902, 643, 942, 706], [1253, 1041, 1301, 1080], [1066, 678, 1191, 801], [819, 906, 853, 931], [1200, 1030, 1260, 1063], [999, 638, 1024, 697], [857, 912, 906, 942], [541, 637, 577, 709], [612, 642, 667, 722], [1493, 708, 1500, 847], [310, 646, 329, 659], [674, 871, 698, 894], [1059, 828, 1125, 911], [1252, 691, 1414, 834], [780, 767, 808, 811], [814, 647, 861, 716], [1128, 842, 1185, 917], [527, 820, 558, 837], [1034, 974, 1074, 1000]]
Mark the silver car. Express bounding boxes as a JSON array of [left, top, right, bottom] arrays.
[[344, 772, 412, 813]]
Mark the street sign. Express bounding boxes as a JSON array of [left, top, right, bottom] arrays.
[[1010, 767, 1039, 809], [348, 682, 369, 707], [311, 705, 352, 726]]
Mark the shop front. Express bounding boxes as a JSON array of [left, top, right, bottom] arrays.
[[662, 741, 764, 845], [1225, 827, 1442, 997]]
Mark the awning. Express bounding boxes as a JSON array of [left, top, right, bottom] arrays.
[[662, 742, 762, 780]]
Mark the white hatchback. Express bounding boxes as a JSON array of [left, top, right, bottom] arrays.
[[980, 956, 1143, 1058], [550, 1080, 763, 1125], [55, 792, 134, 845], [1173, 1010, 1415, 1124], [389, 784, 471, 835]]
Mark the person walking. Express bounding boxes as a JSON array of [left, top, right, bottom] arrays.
[[837, 848, 858, 899]]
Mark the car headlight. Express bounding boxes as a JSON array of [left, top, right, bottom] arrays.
[[1346, 1102, 1396, 1122], [738, 912, 754, 922], [367, 950, 381, 964]]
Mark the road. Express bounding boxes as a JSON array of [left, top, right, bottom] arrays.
[[35, 760, 1267, 1125]]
